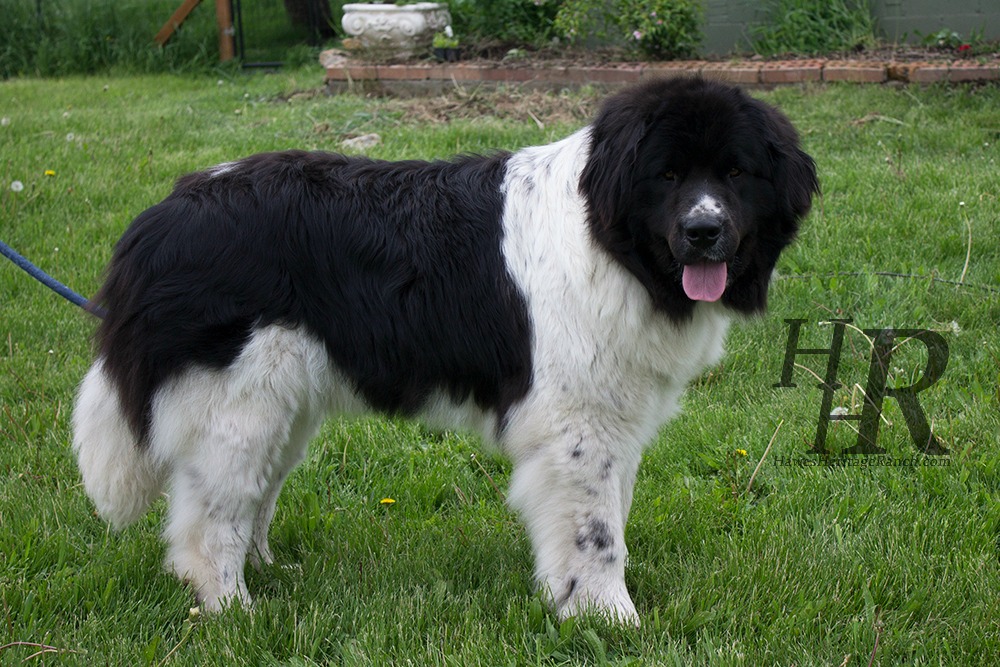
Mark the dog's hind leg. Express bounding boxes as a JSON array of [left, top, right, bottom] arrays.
[[248, 410, 324, 570], [153, 326, 330, 611]]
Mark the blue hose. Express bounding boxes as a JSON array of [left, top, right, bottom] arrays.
[[0, 239, 106, 319]]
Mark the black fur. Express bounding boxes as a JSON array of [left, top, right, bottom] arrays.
[[94, 151, 533, 441], [581, 77, 819, 320], [94, 79, 816, 444]]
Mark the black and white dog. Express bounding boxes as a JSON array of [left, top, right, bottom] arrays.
[[73, 77, 817, 622]]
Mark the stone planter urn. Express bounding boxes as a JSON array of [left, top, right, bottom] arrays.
[[341, 3, 451, 58]]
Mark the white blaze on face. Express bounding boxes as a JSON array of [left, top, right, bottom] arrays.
[[689, 193, 723, 217], [681, 193, 728, 302]]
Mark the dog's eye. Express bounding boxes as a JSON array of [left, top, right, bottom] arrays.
[[728, 167, 743, 178], [664, 170, 677, 181]]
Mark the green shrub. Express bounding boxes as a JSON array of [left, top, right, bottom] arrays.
[[449, 0, 562, 48], [749, 0, 876, 56], [554, 0, 702, 60]]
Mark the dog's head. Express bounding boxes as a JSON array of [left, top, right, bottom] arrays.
[[581, 77, 819, 318]]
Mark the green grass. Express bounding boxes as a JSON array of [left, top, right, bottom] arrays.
[[2, 72, 999, 665], [0, 0, 326, 78]]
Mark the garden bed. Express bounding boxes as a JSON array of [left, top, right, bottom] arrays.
[[322, 47, 1000, 95]]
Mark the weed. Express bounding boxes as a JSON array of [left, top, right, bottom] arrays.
[[749, 0, 877, 56]]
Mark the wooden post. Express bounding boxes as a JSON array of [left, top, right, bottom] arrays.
[[155, 0, 235, 63], [154, 0, 203, 47], [215, 0, 235, 62]]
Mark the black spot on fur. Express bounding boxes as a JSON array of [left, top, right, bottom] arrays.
[[576, 517, 613, 552]]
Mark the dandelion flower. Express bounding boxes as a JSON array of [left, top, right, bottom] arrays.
[[735, 449, 748, 457], [66, 132, 75, 141], [44, 169, 56, 177], [10, 180, 24, 192], [379, 497, 396, 505], [1, 117, 10, 127]]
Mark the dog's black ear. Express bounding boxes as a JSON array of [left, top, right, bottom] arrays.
[[580, 98, 650, 246], [761, 105, 820, 233]]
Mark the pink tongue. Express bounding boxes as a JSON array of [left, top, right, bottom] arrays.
[[682, 262, 728, 302]]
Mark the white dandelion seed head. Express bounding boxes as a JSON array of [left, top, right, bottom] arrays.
[[66, 132, 75, 141], [10, 180, 24, 192], [1, 117, 10, 127]]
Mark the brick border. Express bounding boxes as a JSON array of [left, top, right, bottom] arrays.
[[324, 55, 1000, 91]]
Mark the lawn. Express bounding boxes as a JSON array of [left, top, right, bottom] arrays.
[[1, 71, 998, 665]]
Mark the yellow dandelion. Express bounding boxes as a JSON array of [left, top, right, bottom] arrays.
[[379, 497, 396, 505], [735, 448, 748, 457], [44, 169, 56, 177]]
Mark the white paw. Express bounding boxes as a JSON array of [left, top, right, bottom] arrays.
[[553, 579, 640, 626]]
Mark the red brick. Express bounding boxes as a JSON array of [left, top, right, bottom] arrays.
[[701, 65, 760, 84], [343, 65, 379, 81], [949, 62, 1000, 82], [423, 64, 450, 80], [325, 67, 349, 81], [908, 64, 950, 83], [445, 64, 490, 82], [640, 62, 703, 81], [533, 66, 570, 83], [760, 61, 823, 84], [376, 65, 428, 80], [822, 61, 886, 83]]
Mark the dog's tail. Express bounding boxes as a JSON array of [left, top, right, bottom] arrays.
[[72, 358, 164, 528]]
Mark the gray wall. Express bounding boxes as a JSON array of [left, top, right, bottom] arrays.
[[700, 0, 1000, 55], [870, 0, 998, 42]]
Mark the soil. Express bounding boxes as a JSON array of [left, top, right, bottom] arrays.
[[409, 40, 1000, 67], [316, 42, 999, 130]]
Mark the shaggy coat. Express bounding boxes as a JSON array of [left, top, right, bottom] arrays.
[[73, 77, 818, 622]]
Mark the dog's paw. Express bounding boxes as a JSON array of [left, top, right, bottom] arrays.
[[553, 578, 640, 626]]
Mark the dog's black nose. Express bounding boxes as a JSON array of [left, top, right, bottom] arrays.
[[682, 217, 723, 250]]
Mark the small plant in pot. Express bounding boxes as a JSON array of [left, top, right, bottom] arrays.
[[433, 25, 461, 62]]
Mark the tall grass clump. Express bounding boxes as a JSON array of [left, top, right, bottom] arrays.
[[449, 0, 563, 48], [1, 0, 219, 78], [749, 0, 876, 56]]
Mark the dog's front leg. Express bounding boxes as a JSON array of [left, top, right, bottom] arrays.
[[507, 426, 642, 625]]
